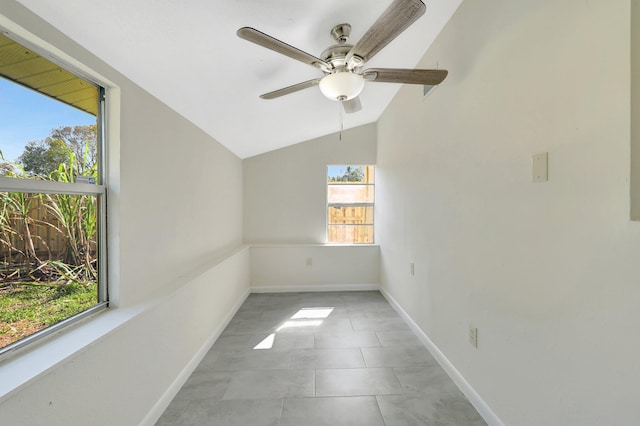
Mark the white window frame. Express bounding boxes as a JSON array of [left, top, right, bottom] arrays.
[[326, 165, 375, 244], [0, 29, 109, 359]]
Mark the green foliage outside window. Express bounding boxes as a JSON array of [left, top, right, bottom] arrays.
[[1, 124, 99, 349], [328, 166, 365, 182]]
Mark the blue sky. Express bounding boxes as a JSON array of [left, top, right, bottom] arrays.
[[0, 77, 95, 162], [327, 165, 345, 179]]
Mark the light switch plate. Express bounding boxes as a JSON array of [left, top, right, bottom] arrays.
[[532, 152, 548, 182], [469, 326, 478, 348]]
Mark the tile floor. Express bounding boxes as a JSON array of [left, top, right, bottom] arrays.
[[156, 291, 487, 426]]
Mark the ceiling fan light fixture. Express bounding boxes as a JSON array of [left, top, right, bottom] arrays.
[[319, 72, 364, 101]]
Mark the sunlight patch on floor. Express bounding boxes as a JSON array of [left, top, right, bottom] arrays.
[[290, 307, 334, 319], [276, 320, 323, 331], [253, 333, 276, 350], [254, 307, 336, 348]]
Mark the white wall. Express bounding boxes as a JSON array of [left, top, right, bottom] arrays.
[[243, 123, 377, 243], [377, 1, 640, 425], [117, 79, 244, 306], [0, 2, 247, 424], [250, 244, 379, 291], [632, 0, 640, 219], [244, 124, 380, 292]]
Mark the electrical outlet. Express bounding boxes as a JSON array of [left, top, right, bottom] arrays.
[[469, 326, 478, 348], [409, 261, 415, 276], [305, 257, 312, 267]]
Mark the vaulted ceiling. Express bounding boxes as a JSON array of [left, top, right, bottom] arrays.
[[15, 0, 462, 158]]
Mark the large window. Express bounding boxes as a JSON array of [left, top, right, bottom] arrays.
[[327, 165, 374, 244], [0, 33, 107, 356]]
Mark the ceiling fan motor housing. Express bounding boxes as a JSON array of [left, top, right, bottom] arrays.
[[321, 44, 353, 70]]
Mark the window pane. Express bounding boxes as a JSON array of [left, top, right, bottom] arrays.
[[1, 191, 99, 349], [327, 165, 374, 184], [327, 184, 374, 204], [327, 164, 375, 244], [328, 225, 374, 244], [0, 77, 98, 180], [328, 205, 374, 225]]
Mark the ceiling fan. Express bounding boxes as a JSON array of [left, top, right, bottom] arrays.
[[237, 0, 447, 113]]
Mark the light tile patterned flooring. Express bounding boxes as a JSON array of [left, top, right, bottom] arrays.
[[156, 291, 487, 426]]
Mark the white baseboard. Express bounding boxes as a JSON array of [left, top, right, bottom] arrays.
[[379, 288, 504, 426], [141, 287, 251, 426], [250, 283, 380, 293]]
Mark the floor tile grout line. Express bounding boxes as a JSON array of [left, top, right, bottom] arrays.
[[374, 394, 388, 426], [276, 398, 285, 426], [390, 366, 407, 396], [373, 330, 383, 347], [360, 346, 368, 368]]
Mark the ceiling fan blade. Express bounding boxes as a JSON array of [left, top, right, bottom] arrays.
[[259, 79, 322, 100], [237, 27, 331, 72], [342, 97, 362, 114], [346, 0, 426, 64], [363, 68, 448, 85]]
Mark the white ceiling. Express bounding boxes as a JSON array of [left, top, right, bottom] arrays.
[[16, 0, 462, 159]]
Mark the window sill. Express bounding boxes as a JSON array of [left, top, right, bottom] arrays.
[[247, 242, 380, 248], [0, 302, 147, 404]]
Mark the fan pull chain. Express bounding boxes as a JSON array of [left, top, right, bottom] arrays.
[[339, 102, 344, 142]]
